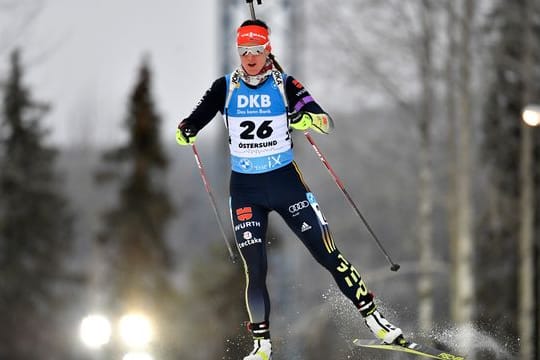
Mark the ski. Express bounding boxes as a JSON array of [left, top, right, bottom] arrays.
[[353, 338, 465, 360]]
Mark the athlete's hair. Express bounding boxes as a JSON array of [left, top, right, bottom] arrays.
[[239, 19, 269, 29]]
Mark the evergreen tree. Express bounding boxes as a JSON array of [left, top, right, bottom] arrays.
[[0, 49, 74, 359], [95, 58, 181, 358], [479, 0, 540, 351]]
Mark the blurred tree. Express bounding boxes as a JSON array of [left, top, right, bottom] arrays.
[[0, 49, 75, 359], [451, 0, 476, 331], [443, 0, 459, 314], [95, 57, 181, 359], [417, 0, 436, 334], [516, 2, 538, 360], [480, 0, 540, 358]]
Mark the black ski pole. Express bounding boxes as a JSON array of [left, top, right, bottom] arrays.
[[191, 144, 237, 263], [303, 131, 400, 272], [246, 0, 263, 19], [246, 0, 261, 20]]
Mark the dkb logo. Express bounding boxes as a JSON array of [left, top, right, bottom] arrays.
[[237, 94, 271, 108]]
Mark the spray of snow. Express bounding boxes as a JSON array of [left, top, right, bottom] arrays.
[[322, 285, 517, 360], [427, 323, 516, 360]]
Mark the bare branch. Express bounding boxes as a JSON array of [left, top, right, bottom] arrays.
[[0, 0, 44, 57]]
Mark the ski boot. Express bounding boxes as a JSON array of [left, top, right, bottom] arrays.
[[244, 321, 272, 360], [359, 293, 403, 344], [244, 338, 272, 360]]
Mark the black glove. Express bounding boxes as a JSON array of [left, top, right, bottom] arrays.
[[288, 111, 304, 124], [288, 111, 312, 130], [176, 123, 198, 145]]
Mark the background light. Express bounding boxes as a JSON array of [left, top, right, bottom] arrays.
[[79, 314, 112, 349], [122, 352, 154, 360], [119, 313, 153, 348], [522, 104, 540, 127]]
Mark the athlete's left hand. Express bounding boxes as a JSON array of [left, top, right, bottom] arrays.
[[289, 111, 333, 134], [289, 111, 312, 131]]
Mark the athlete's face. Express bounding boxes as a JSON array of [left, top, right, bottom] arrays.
[[239, 42, 269, 76]]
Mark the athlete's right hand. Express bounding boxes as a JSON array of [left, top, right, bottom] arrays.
[[176, 123, 197, 145]]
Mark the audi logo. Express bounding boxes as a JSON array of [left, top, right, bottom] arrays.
[[288, 200, 309, 213]]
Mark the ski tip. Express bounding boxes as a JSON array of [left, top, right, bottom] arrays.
[[352, 339, 383, 346], [353, 338, 466, 360]]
